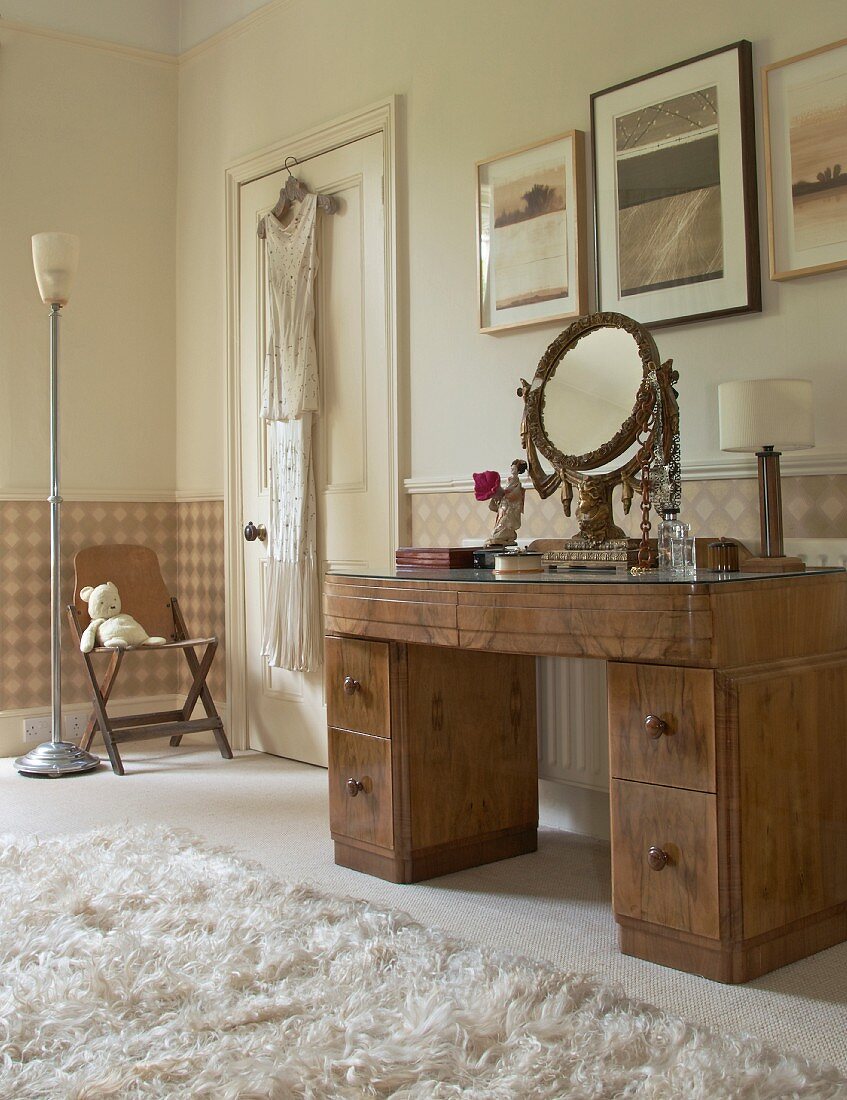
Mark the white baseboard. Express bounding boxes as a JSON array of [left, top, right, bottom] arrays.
[[539, 778, 610, 842], [0, 696, 230, 759]]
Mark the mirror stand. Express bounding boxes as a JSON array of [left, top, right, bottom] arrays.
[[519, 312, 680, 568], [533, 476, 637, 567]]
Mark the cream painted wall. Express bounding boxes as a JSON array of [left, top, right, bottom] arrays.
[[0, 25, 178, 495], [174, 0, 847, 494]]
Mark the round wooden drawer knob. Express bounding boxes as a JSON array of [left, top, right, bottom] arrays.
[[648, 845, 669, 871], [644, 714, 668, 739], [343, 676, 361, 696], [346, 777, 364, 797]]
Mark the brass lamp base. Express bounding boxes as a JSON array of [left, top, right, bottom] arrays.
[[740, 555, 806, 574]]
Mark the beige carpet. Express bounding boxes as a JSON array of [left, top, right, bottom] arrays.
[[1, 742, 845, 1078]]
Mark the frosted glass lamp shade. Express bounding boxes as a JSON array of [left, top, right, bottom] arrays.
[[32, 232, 80, 305], [718, 379, 814, 453]]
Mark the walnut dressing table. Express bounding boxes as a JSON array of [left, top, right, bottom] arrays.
[[323, 566, 847, 983]]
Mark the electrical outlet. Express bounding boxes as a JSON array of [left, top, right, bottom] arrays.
[[63, 713, 89, 740], [23, 716, 52, 743]]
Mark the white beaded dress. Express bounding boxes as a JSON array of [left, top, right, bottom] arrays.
[[260, 193, 321, 671]]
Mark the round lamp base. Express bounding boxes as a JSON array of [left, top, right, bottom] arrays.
[[14, 740, 100, 777]]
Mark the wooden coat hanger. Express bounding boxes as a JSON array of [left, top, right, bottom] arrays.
[[257, 157, 338, 238]]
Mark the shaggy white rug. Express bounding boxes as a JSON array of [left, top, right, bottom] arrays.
[[0, 828, 844, 1099]]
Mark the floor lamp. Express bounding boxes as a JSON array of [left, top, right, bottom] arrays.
[[15, 234, 100, 777]]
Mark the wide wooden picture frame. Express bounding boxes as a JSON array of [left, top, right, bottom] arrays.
[[477, 130, 587, 334], [763, 36, 847, 281], [591, 41, 761, 328]]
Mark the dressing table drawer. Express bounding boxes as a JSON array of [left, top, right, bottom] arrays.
[[608, 664, 715, 793], [326, 635, 391, 738], [328, 727, 394, 850], [611, 779, 720, 939]]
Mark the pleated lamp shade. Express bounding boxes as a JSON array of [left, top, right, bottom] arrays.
[[718, 379, 814, 453], [32, 232, 80, 306]]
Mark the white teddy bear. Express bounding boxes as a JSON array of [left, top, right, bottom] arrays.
[[79, 581, 167, 653]]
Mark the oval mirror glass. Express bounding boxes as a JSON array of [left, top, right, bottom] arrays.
[[540, 327, 643, 462]]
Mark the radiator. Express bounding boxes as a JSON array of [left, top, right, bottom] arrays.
[[537, 657, 609, 792]]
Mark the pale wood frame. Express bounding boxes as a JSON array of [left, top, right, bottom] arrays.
[[762, 35, 847, 281], [476, 130, 588, 335], [223, 98, 403, 750]]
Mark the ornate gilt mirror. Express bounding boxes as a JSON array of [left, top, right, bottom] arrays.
[[519, 312, 680, 566]]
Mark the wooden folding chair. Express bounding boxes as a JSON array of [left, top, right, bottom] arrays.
[[67, 544, 233, 775]]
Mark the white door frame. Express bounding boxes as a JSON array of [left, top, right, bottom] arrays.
[[223, 96, 403, 750]]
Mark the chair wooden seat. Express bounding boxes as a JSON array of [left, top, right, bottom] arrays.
[[67, 544, 233, 775], [89, 637, 218, 652]]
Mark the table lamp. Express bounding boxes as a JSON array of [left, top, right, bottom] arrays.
[[718, 378, 814, 573]]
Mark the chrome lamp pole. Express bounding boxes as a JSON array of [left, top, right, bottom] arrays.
[[15, 233, 99, 777]]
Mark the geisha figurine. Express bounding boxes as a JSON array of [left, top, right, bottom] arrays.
[[478, 459, 527, 547]]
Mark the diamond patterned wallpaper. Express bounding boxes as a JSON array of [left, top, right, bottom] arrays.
[[0, 499, 227, 713], [410, 474, 847, 548], [0, 501, 178, 711], [4, 475, 845, 715], [177, 500, 226, 702]]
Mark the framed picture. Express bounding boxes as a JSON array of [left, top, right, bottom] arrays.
[[763, 36, 847, 281], [591, 41, 760, 328], [476, 131, 587, 334]]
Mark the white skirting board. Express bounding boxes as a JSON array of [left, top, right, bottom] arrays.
[[0, 697, 230, 759], [539, 778, 610, 843]]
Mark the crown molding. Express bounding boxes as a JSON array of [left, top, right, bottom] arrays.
[[0, 3, 301, 65], [179, 0, 299, 64], [0, 18, 177, 66], [404, 453, 847, 495]]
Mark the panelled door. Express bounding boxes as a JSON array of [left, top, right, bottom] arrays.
[[239, 133, 393, 765]]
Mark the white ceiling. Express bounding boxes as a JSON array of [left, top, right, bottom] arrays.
[[179, 0, 271, 52], [0, 0, 272, 54]]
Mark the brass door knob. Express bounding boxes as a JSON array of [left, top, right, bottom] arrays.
[[644, 714, 668, 739], [343, 676, 361, 696], [244, 521, 267, 543], [346, 777, 364, 797], [648, 845, 669, 871]]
